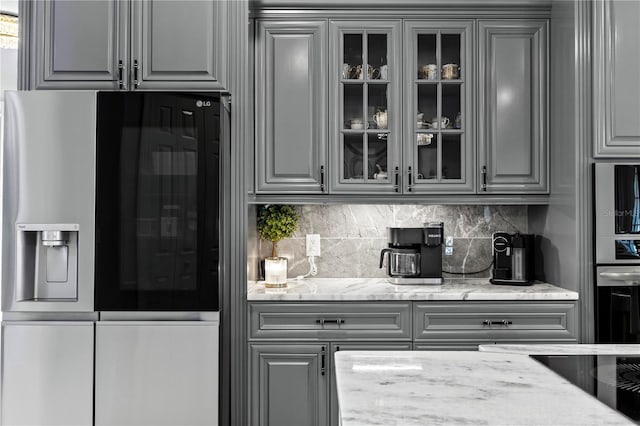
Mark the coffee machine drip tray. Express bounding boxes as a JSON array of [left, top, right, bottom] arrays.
[[387, 277, 443, 285]]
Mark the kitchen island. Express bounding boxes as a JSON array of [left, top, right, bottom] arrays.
[[334, 349, 638, 426]]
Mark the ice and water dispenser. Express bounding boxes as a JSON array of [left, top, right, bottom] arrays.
[[15, 224, 79, 301]]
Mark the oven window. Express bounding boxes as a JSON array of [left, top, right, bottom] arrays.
[[616, 240, 640, 259], [614, 165, 640, 234]]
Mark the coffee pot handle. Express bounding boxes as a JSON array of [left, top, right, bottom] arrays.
[[379, 248, 391, 268]]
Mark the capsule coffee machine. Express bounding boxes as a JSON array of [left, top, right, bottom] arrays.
[[379, 222, 444, 284], [490, 232, 535, 285]]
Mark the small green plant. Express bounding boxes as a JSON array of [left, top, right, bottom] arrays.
[[257, 205, 299, 257]]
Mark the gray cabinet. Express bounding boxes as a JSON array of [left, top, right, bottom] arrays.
[[593, 0, 640, 157], [250, 344, 329, 426], [329, 20, 402, 194], [478, 20, 548, 193], [249, 302, 412, 341], [27, 0, 227, 90], [30, 0, 126, 89], [130, 0, 227, 90], [413, 302, 577, 345], [403, 20, 475, 194], [248, 300, 577, 426], [255, 21, 327, 193]]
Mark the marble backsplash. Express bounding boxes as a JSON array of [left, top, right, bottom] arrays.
[[255, 205, 527, 279]]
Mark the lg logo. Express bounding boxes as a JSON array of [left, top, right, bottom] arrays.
[[195, 100, 211, 107]]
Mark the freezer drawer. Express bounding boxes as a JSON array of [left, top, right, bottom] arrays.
[[95, 321, 219, 426], [1, 322, 94, 426]]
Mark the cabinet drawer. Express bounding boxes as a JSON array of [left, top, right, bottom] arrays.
[[413, 302, 577, 343], [249, 303, 412, 341]]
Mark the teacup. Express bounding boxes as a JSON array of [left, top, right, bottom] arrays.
[[343, 64, 362, 79], [419, 64, 437, 80], [429, 117, 450, 129], [350, 118, 364, 130], [442, 63, 460, 80], [367, 65, 381, 80], [373, 110, 388, 129]]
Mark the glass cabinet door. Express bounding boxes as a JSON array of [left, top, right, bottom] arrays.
[[404, 21, 474, 193], [330, 21, 402, 193]]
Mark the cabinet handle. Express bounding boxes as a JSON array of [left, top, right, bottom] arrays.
[[316, 319, 343, 325], [133, 60, 140, 88], [407, 166, 413, 192], [482, 320, 512, 326], [117, 60, 125, 89], [320, 345, 326, 376], [320, 165, 325, 192], [393, 166, 399, 192], [481, 165, 487, 191]]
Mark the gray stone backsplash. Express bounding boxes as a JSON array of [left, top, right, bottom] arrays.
[[256, 205, 527, 278]]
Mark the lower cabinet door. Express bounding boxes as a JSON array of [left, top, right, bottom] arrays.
[[1, 322, 94, 426], [330, 343, 412, 426], [95, 321, 219, 426], [250, 344, 329, 426]]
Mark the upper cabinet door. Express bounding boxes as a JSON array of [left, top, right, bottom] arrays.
[[403, 20, 475, 194], [593, 0, 640, 157], [255, 21, 327, 194], [329, 20, 402, 194], [32, 0, 127, 89], [478, 20, 548, 194], [131, 0, 227, 90]]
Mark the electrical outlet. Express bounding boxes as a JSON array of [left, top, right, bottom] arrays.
[[306, 234, 321, 257], [445, 246, 454, 256], [445, 236, 454, 247]]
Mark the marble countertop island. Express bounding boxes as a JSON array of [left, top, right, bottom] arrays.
[[334, 350, 635, 426], [247, 278, 578, 301]]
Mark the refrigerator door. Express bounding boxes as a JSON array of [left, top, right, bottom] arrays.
[[2, 91, 96, 312], [95, 320, 219, 426], [94, 92, 222, 311], [1, 322, 94, 425]]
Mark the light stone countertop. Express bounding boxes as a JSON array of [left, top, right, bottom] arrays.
[[247, 278, 579, 301], [479, 343, 640, 355], [334, 350, 635, 426]]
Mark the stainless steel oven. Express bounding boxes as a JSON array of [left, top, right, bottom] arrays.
[[594, 163, 640, 343]]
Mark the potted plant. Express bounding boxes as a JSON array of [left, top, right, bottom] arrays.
[[257, 205, 299, 287]]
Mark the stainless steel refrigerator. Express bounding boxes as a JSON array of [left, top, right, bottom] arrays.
[[1, 91, 226, 426]]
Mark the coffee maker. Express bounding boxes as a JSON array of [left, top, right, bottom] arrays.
[[379, 223, 444, 284], [490, 232, 535, 285]]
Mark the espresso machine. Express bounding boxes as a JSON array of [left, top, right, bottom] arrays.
[[379, 223, 444, 284], [490, 232, 535, 285]]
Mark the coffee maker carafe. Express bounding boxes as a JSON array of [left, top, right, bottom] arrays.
[[490, 232, 535, 285], [379, 223, 444, 285]]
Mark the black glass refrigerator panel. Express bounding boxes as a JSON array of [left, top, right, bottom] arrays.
[[615, 165, 640, 234], [95, 92, 220, 311]]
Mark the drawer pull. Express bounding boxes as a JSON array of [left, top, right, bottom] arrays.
[[482, 320, 512, 326], [316, 319, 344, 325]]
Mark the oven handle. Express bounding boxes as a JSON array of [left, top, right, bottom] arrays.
[[599, 271, 640, 285]]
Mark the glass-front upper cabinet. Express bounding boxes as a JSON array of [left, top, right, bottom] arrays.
[[403, 21, 474, 193], [329, 21, 402, 193]]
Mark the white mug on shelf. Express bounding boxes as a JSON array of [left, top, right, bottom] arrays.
[[373, 110, 388, 129], [430, 117, 450, 129]]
